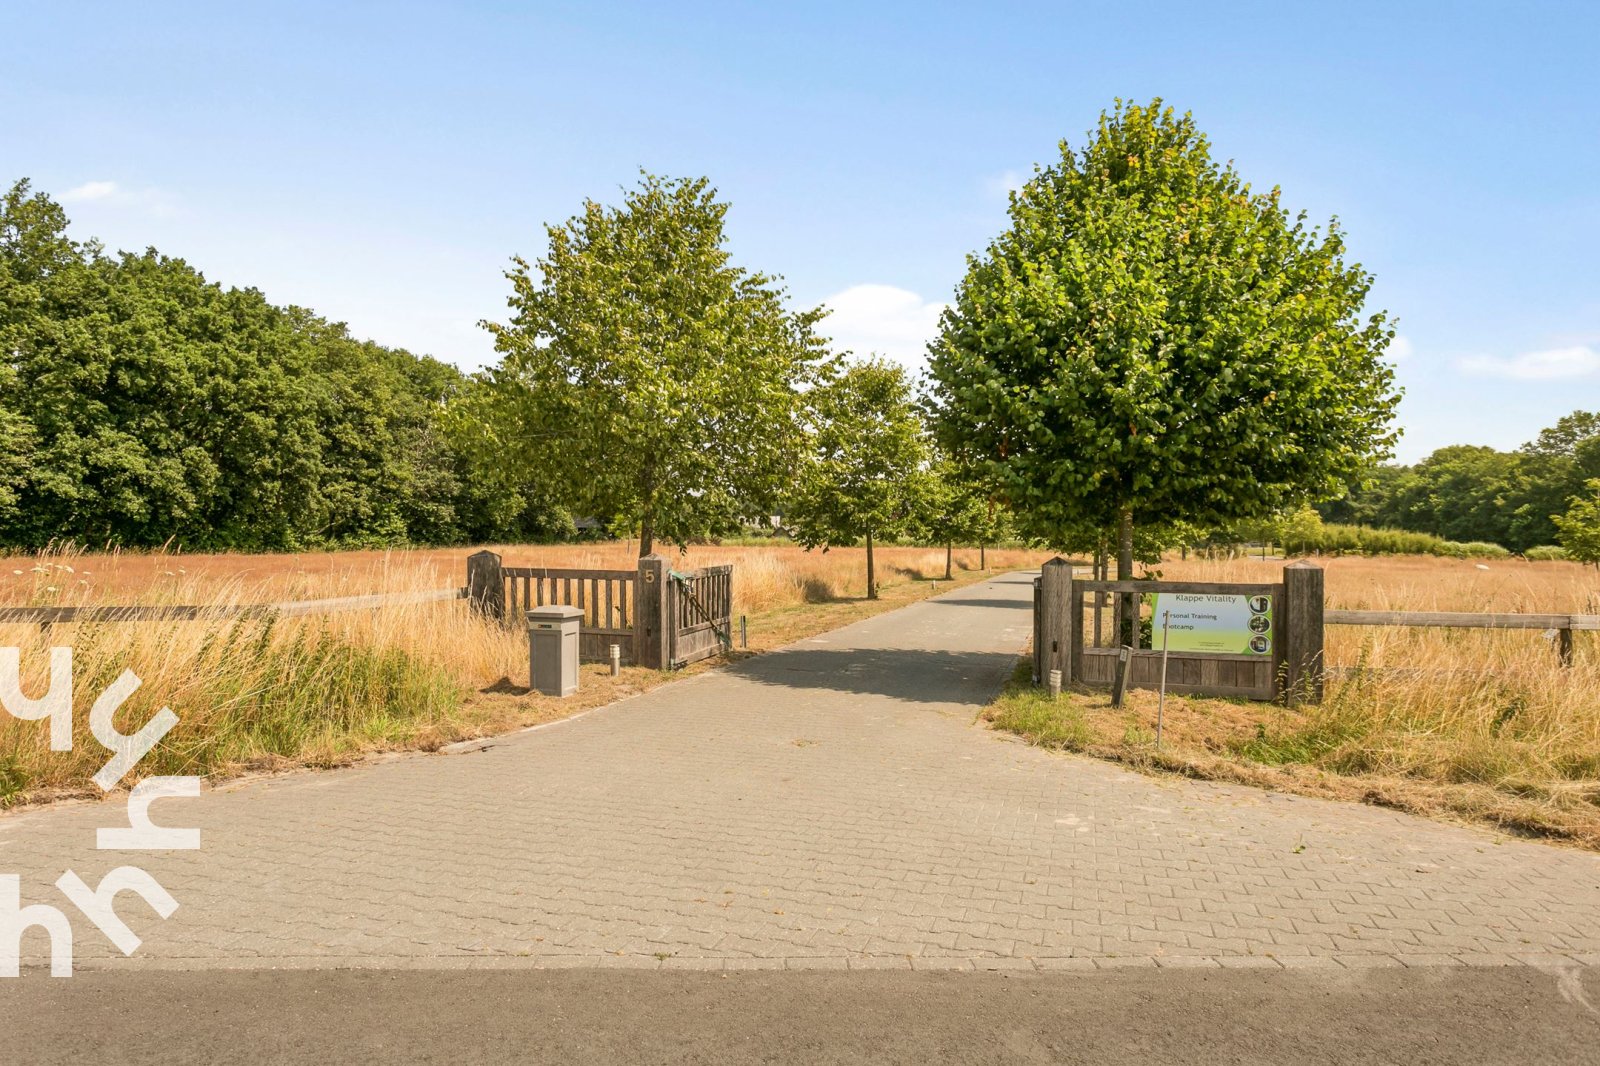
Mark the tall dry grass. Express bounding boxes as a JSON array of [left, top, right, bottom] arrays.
[[995, 552, 1600, 846], [1155, 554, 1600, 790], [0, 541, 1045, 617], [0, 541, 1047, 803], [0, 558, 531, 802]]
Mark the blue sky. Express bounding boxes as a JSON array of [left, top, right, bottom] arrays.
[[5, 0, 1597, 461]]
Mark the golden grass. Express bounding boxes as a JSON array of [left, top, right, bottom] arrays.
[[990, 552, 1600, 849], [0, 541, 1046, 805]]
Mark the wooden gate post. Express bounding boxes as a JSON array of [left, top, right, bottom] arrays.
[[1282, 561, 1325, 704], [1038, 557, 1075, 688], [466, 550, 505, 622], [636, 555, 671, 670]]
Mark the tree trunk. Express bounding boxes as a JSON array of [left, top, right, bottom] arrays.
[[980, 543, 986, 570], [945, 542, 953, 580], [866, 529, 877, 600], [638, 513, 654, 558], [1117, 507, 1135, 646]]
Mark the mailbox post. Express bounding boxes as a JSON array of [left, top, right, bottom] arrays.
[[526, 605, 582, 697]]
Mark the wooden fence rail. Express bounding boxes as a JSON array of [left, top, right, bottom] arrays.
[[0, 588, 465, 627], [1324, 609, 1598, 667]]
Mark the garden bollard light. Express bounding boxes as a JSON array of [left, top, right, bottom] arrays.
[[1047, 669, 1062, 699], [609, 643, 621, 677]]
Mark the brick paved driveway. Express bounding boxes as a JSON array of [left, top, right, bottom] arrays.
[[4, 572, 1598, 972]]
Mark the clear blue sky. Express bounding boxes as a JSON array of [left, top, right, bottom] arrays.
[[5, 0, 1597, 461]]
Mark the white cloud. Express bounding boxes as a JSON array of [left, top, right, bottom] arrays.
[[57, 180, 175, 217], [1457, 345, 1600, 381], [1386, 334, 1413, 361], [61, 180, 119, 202], [816, 284, 947, 377]]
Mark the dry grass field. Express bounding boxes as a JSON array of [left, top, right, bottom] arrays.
[[0, 542, 1046, 805], [992, 553, 1600, 849]]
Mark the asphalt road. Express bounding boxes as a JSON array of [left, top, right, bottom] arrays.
[[1, 965, 1596, 1065]]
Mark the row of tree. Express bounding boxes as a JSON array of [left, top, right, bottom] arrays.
[[1314, 413, 1600, 553], [0, 180, 572, 551], [458, 173, 999, 596]]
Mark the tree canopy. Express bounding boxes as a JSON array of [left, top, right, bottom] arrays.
[[0, 178, 565, 551], [917, 453, 1003, 578], [1553, 480, 1600, 567], [1316, 409, 1600, 553], [786, 360, 927, 598], [927, 100, 1401, 577], [475, 173, 831, 556]]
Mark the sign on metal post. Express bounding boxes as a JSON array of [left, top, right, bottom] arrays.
[[1156, 610, 1171, 748]]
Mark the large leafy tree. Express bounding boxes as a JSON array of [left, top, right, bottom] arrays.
[[917, 454, 1002, 579], [478, 173, 830, 556], [1553, 480, 1600, 569], [927, 100, 1401, 585], [787, 360, 927, 599], [0, 178, 491, 551]]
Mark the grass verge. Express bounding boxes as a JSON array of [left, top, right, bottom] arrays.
[[982, 660, 1600, 852]]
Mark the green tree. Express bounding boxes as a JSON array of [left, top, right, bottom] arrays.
[[787, 360, 927, 599], [1552, 480, 1600, 569], [1315, 463, 1410, 527], [1380, 445, 1523, 547], [918, 454, 1001, 578], [0, 178, 484, 551], [479, 173, 830, 556], [927, 100, 1400, 593], [0, 362, 30, 528]]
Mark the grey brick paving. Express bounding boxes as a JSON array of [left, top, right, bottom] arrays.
[[3, 573, 1598, 972]]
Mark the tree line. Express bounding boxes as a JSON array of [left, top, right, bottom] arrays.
[[0, 180, 573, 551], [1314, 412, 1600, 555]]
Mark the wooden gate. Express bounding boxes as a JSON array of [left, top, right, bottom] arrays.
[[466, 551, 736, 671], [668, 565, 733, 668]]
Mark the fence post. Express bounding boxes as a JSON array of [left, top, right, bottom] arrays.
[[1557, 624, 1574, 667], [1039, 557, 1075, 688], [466, 550, 505, 623], [1281, 561, 1325, 704], [636, 555, 671, 670]]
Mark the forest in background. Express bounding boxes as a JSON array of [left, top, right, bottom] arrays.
[[0, 180, 573, 550], [1315, 411, 1598, 554]]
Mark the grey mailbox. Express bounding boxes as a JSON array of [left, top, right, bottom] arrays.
[[526, 605, 582, 697]]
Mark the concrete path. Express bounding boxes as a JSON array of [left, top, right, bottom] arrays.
[[5, 967, 1597, 1066], [3, 572, 1599, 973]]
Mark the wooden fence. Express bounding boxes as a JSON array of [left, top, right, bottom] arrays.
[[1035, 559, 1322, 703], [1324, 609, 1598, 667], [1034, 558, 1597, 703], [0, 588, 464, 631], [465, 551, 732, 670], [503, 566, 635, 664]]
